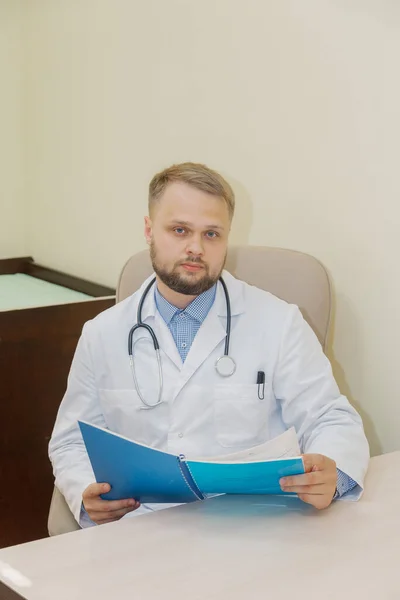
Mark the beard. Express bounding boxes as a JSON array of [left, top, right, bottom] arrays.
[[150, 241, 226, 296]]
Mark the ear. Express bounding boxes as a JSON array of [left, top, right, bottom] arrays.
[[144, 216, 153, 245]]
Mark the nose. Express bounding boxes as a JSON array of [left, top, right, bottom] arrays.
[[185, 233, 204, 258]]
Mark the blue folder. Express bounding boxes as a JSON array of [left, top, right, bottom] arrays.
[[79, 421, 305, 503]]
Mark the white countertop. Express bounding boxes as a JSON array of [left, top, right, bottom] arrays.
[[1, 451, 399, 600]]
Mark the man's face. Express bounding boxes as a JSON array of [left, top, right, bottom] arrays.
[[144, 181, 231, 295]]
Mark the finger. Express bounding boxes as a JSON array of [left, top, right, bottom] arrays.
[[88, 496, 139, 513], [96, 517, 120, 525], [92, 503, 140, 524], [280, 470, 324, 488], [92, 500, 140, 520], [301, 454, 326, 473], [298, 493, 333, 510], [281, 483, 333, 495], [83, 482, 111, 499]]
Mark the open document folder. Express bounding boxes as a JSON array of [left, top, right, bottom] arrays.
[[78, 421, 305, 503]]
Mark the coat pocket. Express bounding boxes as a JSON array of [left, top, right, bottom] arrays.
[[213, 384, 267, 448]]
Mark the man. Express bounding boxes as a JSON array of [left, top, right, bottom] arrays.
[[49, 162, 369, 527]]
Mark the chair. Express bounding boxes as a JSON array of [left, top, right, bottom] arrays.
[[48, 245, 332, 535]]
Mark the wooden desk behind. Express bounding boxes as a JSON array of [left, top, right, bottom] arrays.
[[0, 452, 399, 600], [0, 257, 115, 548]]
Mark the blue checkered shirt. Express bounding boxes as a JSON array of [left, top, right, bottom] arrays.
[[155, 284, 357, 499], [154, 284, 217, 362]]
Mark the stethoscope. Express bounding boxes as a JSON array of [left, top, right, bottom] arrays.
[[128, 277, 236, 409]]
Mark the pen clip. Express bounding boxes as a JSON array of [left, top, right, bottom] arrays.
[[257, 371, 265, 400]]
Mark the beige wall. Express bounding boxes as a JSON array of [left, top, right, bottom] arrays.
[[23, 1, 400, 455], [0, 0, 26, 258]]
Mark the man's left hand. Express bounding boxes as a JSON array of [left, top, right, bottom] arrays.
[[280, 453, 337, 510]]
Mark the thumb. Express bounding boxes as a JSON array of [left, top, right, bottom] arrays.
[[301, 453, 324, 473], [84, 482, 110, 498]]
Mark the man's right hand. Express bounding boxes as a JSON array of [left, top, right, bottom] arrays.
[[82, 483, 140, 525]]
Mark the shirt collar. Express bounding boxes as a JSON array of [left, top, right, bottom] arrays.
[[136, 270, 245, 323], [155, 283, 217, 325]]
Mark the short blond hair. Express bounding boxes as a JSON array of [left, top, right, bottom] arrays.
[[148, 162, 235, 220]]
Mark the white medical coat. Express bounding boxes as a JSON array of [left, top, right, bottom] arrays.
[[49, 271, 369, 522]]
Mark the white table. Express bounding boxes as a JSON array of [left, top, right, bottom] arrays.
[[1, 452, 399, 600]]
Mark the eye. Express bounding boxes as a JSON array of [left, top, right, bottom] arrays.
[[205, 231, 219, 239], [174, 227, 186, 235]]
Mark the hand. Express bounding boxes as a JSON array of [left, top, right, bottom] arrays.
[[280, 454, 337, 510], [82, 482, 140, 525]]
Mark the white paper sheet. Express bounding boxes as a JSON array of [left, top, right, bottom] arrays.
[[194, 427, 301, 464]]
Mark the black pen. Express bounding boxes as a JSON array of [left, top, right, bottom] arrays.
[[257, 371, 265, 400]]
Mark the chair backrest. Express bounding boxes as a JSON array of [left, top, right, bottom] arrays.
[[48, 486, 80, 536], [117, 245, 332, 349], [48, 245, 331, 535]]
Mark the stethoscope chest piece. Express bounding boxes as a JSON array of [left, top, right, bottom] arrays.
[[215, 355, 236, 377]]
